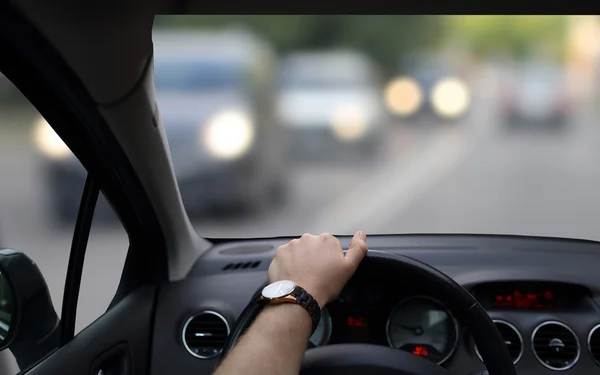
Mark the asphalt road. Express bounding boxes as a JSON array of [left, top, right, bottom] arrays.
[[2, 64, 600, 371]]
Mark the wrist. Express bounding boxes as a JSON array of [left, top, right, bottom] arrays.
[[261, 280, 322, 333]]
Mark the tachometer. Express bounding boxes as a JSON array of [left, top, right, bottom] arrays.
[[308, 307, 332, 347], [386, 296, 458, 364]]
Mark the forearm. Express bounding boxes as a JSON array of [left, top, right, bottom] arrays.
[[214, 303, 312, 375]]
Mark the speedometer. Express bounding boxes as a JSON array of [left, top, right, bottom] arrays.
[[386, 296, 458, 365]]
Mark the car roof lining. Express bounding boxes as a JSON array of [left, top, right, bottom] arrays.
[[13, 0, 209, 280]]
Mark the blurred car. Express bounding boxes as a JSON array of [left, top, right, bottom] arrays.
[[384, 51, 472, 122], [277, 50, 386, 160], [32, 29, 286, 221], [500, 61, 572, 129]]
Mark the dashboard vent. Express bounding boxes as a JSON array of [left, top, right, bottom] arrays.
[[222, 261, 261, 271], [588, 324, 600, 366], [532, 321, 580, 370], [475, 320, 523, 364], [182, 311, 230, 359]]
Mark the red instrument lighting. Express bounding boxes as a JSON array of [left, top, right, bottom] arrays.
[[491, 289, 555, 309], [347, 316, 368, 327], [412, 345, 429, 357]]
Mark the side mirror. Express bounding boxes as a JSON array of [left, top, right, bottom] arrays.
[[0, 249, 60, 369]]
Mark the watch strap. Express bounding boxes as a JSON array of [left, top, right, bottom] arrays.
[[290, 285, 321, 333]]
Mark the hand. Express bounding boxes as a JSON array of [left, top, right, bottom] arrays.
[[268, 231, 368, 308]]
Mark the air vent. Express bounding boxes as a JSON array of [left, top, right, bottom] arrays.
[[532, 321, 580, 371], [222, 261, 261, 271], [182, 311, 230, 359], [587, 324, 600, 366], [475, 320, 523, 364]]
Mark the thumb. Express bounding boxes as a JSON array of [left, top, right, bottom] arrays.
[[345, 231, 368, 270]]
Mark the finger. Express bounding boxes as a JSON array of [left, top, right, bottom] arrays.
[[344, 231, 368, 269]]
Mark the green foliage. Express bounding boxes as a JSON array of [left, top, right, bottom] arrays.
[[447, 16, 568, 61]]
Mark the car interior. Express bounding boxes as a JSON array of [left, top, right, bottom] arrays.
[[0, 3, 599, 375]]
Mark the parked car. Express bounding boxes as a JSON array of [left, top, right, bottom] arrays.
[[277, 50, 386, 160], [385, 51, 472, 122], [32, 29, 286, 222], [500, 61, 573, 129]]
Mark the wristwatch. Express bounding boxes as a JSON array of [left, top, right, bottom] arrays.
[[220, 280, 322, 359], [259, 280, 321, 333]]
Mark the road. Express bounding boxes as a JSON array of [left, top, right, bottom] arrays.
[[2, 64, 600, 370]]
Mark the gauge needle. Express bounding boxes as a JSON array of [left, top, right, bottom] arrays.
[[401, 325, 424, 335]]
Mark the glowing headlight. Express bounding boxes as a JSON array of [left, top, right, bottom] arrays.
[[32, 116, 71, 159], [330, 106, 368, 142], [384, 76, 423, 116], [203, 110, 255, 159], [430, 77, 471, 119]]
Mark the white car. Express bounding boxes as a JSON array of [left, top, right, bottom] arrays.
[[501, 61, 573, 129], [277, 50, 386, 160]]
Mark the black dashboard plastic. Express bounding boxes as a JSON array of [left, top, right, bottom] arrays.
[[150, 234, 600, 375]]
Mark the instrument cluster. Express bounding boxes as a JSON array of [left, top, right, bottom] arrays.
[[307, 283, 459, 366]]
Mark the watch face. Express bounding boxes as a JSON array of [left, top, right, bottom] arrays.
[[262, 280, 296, 299]]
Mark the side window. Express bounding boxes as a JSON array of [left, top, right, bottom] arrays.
[[0, 76, 127, 373], [76, 205, 128, 333]]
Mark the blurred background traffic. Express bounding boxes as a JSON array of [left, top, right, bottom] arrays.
[[2, 15, 600, 348]]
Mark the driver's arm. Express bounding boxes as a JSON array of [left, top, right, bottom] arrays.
[[213, 231, 368, 375]]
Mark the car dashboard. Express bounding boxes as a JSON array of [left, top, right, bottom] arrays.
[[150, 234, 600, 375]]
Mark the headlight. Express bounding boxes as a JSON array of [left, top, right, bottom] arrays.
[[430, 77, 471, 119], [329, 106, 368, 142], [32, 117, 71, 159], [202, 110, 255, 159], [384, 76, 423, 116]]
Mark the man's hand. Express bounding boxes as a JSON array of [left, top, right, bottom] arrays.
[[268, 231, 368, 308], [214, 231, 368, 375]]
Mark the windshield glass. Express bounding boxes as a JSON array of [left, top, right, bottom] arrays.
[[154, 59, 243, 92], [144, 16, 600, 241]]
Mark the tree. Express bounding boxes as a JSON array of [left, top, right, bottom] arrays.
[[446, 16, 568, 61]]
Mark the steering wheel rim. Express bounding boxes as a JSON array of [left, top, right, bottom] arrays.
[[221, 250, 516, 375]]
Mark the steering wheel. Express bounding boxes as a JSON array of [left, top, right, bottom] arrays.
[[221, 250, 516, 375]]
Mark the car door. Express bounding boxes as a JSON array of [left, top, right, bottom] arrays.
[[0, 3, 169, 374]]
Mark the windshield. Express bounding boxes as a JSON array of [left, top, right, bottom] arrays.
[[154, 58, 243, 92], [120, 17, 600, 240], [145, 15, 600, 240]]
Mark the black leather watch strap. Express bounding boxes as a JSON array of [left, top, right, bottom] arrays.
[[290, 285, 321, 333]]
